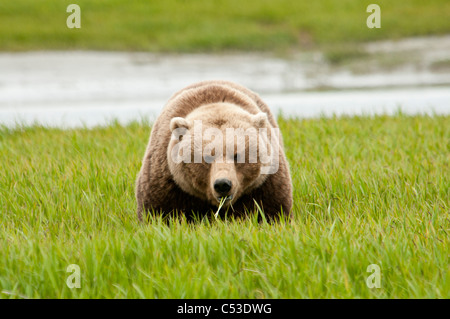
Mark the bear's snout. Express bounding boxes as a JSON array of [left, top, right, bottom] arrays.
[[214, 178, 232, 197]]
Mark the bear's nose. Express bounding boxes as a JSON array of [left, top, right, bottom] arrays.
[[214, 178, 232, 196]]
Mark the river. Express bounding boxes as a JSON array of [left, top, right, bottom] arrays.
[[1, 36, 449, 128]]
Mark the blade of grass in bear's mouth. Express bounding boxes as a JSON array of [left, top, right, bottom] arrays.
[[216, 195, 233, 202], [214, 196, 231, 219]]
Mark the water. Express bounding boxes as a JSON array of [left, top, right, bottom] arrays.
[[1, 40, 449, 128]]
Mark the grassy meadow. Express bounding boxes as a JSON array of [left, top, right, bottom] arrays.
[[0, 115, 449, 298], [1, 0, 449, 299], [1, 0, 450, 53]]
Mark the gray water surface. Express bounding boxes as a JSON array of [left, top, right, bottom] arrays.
[[1, 37, 449, 128]]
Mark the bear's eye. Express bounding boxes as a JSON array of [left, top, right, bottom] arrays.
[[204, 155, 214, 163]]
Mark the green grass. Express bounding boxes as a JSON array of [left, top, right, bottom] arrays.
[[0, 115, 449, 298], [1, 0, 450, 52]]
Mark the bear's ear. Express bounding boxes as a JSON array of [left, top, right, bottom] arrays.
[[170, 117, 190, 132], [252, 112, 269, 128]]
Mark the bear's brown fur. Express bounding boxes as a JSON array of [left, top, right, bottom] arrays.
[[135, 80, 293, 221]]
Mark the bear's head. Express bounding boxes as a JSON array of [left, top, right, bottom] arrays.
[[167, 103, 278, 208]]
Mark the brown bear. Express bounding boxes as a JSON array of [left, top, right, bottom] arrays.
[[135, 80, 292, 221]]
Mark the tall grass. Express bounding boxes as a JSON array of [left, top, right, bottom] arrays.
[[0, 115, 449, 298]]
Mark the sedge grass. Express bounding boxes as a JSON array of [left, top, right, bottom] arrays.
[[0, 114, 449, 298]]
